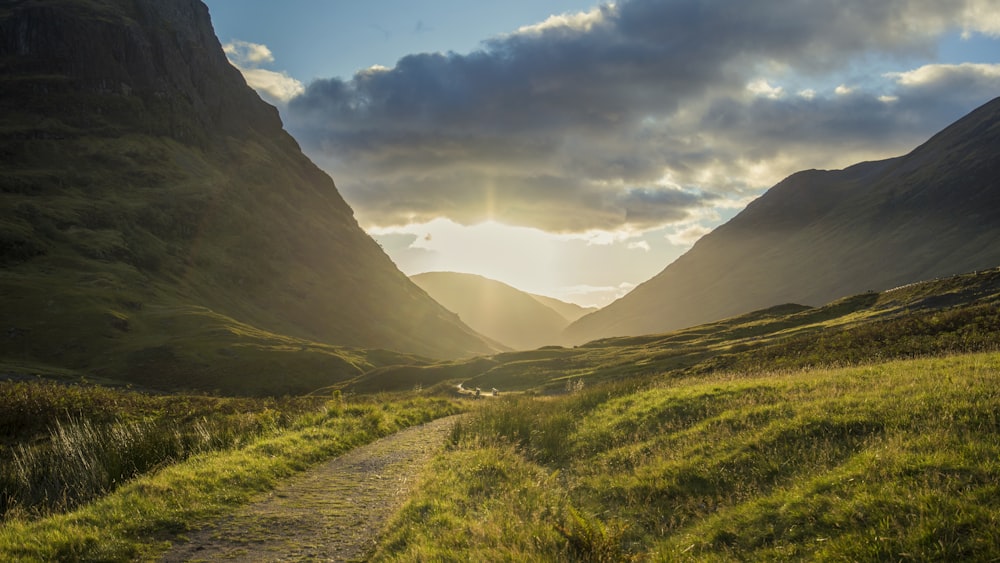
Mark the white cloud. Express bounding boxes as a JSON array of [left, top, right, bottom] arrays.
[[361, 64, 392, 75], [627, 240, 651, 251], [834, 84, 853, 96], [515, 5, 611, 36], [798, 88, 817, 100], [558, 282, 636, 307], [960, 1, 1000, 37], [888, 62, 1000, 87], [747, 79, 784, 99], [666, 224, 712, 246], [222, 40, 304, 103], [878, 95, 899, 103], [223, 40, 275, 65], [239, 68, 305, 102]]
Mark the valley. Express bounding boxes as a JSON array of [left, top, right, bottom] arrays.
[[1, 0, 999, 561], [3, 267, 999, 561], [410, 271, 596, 350]]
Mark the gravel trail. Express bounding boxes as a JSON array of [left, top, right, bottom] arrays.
[[160, 415, 460, 562]]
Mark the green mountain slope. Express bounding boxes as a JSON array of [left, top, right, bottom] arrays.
[[0, 0, 495, 394], [565, 96, 1000, 343], [411, 272, 577, 350], [353, 266, 1000, 393]]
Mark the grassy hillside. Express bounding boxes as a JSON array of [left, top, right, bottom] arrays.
[[0, 380, 461, 561], [352, 267, 1000, 394], [375, 352, 1000, 561], [369, 267, 1000, 560], [3, 262, 997, 561]]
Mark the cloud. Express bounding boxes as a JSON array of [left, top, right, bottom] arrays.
[[888, 62, 1000, 94], [223, 40, 275, 65], [223, 40, 304, 103], [667, 224, 713, 246], [285, 0, 1000, 235], [696, 62, 1000, 160], [748, 79, 784, 99], [558, 282, 638, 307], [959, 2, 1000, 37], [237, 68, 306, 102]]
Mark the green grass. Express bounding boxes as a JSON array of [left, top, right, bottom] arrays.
[[354, 267, 1000, 394], [0, 379, 337, 520], [0, 387, 462, 562], [0, 251, 425, 395], [3, 270, 997, 562], [373, 352, 1000, 561]]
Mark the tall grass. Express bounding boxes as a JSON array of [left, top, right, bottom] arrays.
[[3, 411, 287, 519], [374, 352, 1000, 561], [0, 394, 462, 562], [0, 380, 317, 519]]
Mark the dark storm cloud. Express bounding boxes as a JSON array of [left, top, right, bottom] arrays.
[[284, 0, 998, 232], [695, 64, 1000, 169], [343, 173, 717, 232]]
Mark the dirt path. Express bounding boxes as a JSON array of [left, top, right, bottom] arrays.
[[160, 415, 461, 562]]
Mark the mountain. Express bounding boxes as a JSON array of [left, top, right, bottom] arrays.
[[564, 96, 1000, 344], [528, 293, 597, 323], [354, 267, 1000, 393], [410, 272, 590, 350], [0, 0, 495, 394]]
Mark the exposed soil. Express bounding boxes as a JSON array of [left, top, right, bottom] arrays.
[[160, 415, 460, 562]]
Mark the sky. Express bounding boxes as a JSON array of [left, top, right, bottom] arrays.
[[204, 0, 1000, 307]]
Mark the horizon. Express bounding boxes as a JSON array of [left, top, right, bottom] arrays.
[[204, 0, 1000, 307]]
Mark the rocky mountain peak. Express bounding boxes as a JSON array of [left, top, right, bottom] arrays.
[[1, 0, 280, 140]]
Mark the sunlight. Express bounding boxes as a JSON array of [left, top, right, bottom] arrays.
[[369, 219, 684, 307]]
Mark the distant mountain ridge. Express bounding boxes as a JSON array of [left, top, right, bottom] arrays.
[[351, 267, 1000, 394], [528, 293, 597, 323], [565, 96, 1000, 343], [411, 272, 596, 350], [0, 0, 496, 393]]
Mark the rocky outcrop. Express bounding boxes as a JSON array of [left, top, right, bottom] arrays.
[[0, 0, 279, 140]]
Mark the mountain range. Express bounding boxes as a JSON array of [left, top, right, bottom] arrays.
[[0, 0, 496, 394], [349, 266, 1000, 394], [4, 0, 998, 395], [410, 271, 597, 350], [564, 96, 1000, 344]]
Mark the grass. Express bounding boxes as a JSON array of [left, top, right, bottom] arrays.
[[0, 385, 462, 562], [373, 351, 1000, 561], [2, 274, 997, 562], [0, 379, 334, 520], [353, 267, 1000, 394]]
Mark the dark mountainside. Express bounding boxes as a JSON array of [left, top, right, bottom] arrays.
[[0, 0, 495, 394], [410, 271, 589, 350], [565, 96, 1000, 343]]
